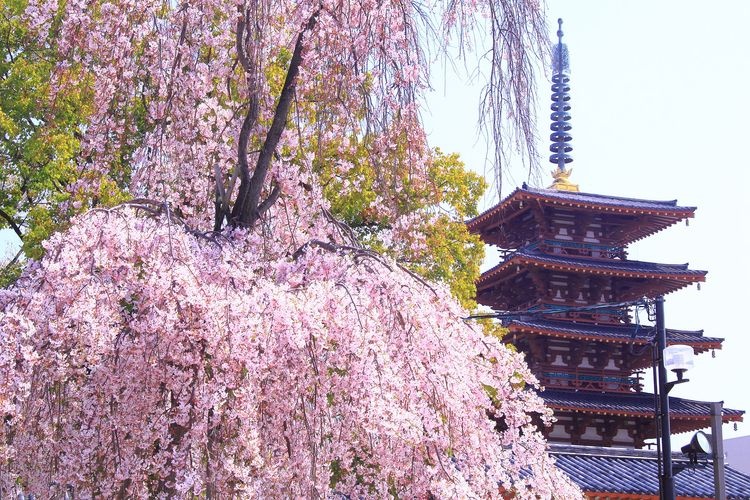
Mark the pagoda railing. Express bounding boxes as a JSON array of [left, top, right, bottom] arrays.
[[525, 302, 630, 325], [541, 368, 642, 393], [498, 239, 627, 263], [537, 239, 626, 260]]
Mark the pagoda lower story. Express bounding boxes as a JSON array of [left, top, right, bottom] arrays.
[[504, 317, 740, 447]]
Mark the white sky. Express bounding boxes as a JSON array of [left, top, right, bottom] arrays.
[[425, 0, 750, 444]]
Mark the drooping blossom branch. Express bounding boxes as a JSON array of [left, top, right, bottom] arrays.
[[0, 206, 582, 497], [4, 1, 584, 497]]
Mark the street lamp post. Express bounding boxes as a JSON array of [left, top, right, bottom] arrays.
[[655, 296, 694, 500], [655, 296, 676, 500]]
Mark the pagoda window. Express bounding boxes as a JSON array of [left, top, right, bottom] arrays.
[[539, 239, 625, 258], [554, 233, 573, 242]]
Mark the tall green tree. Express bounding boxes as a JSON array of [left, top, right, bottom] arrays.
[[2, 0, 146, 275], [1, 0, 79, 255]]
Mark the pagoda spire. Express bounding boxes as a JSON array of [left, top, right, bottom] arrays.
[[548, 18, 579, 192]]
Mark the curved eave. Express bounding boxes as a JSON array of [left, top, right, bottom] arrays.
[[540, 390, 744, 423], [616, 217, 683, 246], [467, 188, 696, 245], [546, 402, 744, 422], [540, 398, 745, 423], [507, 325, 723, 353], [478, 254, 707, 287]]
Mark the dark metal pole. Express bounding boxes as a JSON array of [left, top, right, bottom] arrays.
[[652, 345, 664, 500], [711, 401, 727, 500], [656, 296, 675, 500]]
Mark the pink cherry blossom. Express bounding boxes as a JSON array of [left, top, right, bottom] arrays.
[[4, 0, 583, 497], [1, 206, 581, 497]]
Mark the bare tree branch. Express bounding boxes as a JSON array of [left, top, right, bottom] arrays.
[[256, 182, 281, 219], [0, 207, 24, 241], [235, 10, 252, 74], [214, 2, 267, 230], [1, 248, 23, 277], [231, 8, 321, 227]]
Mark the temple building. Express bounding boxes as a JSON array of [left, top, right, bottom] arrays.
[[468, 20, 749, 499]]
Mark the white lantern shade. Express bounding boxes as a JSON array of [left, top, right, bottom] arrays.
[[664, 344, 694, 373], [692, 431, 712, 454]]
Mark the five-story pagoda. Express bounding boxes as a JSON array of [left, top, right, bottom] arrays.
[[467, 20, 743, 449]]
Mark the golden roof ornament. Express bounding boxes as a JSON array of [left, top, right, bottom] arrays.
[[549, 167, 579, 191]]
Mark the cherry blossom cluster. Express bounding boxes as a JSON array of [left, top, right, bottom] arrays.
[[5, 0, 584, 497], [0, 207, 582, 497], [25, 0, 547, 230]]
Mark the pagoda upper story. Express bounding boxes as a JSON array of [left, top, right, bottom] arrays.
[[468, 187, 707, 322], [467, 18, 707, 323], [468, 187, 698, 250]]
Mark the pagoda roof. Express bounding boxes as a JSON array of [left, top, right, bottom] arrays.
[[467, 186, 696, 246], [519, 186, 694, 212], [478, 249, 706, 298], [507, 318, 722, 352], [541, 389, 744, 423], [550, 444, 750, 498]]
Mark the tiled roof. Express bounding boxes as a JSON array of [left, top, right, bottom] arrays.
[[550, 444, 750, 498], [508, 318, 723, 348], [541, 390, 744, 421], [522, 186, 695, 211], [479, 249, 707, 285], [468, 186, 695, 229]]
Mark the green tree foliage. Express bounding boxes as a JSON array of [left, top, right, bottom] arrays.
[[318, 145, 487, 308], [0, 0, 126, 270]]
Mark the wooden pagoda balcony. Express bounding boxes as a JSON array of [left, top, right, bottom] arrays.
[[497, 239, 627, 262], [540, 368, 643, 393], [538, 239, 627, 260], [524, 301, 631, 325], [500, 239, 628, 262]]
